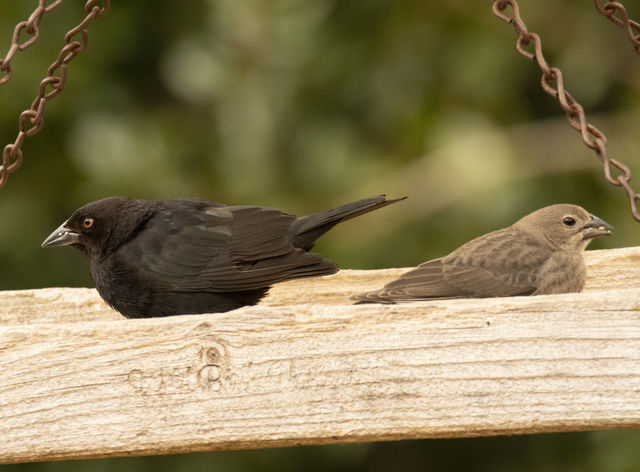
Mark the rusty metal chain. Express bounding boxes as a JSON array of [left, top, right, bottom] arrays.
[[0, 0, 110, 188], [0, 0, 64, 86], [594, 0, 640, 54], [492, 0, 640, 223]]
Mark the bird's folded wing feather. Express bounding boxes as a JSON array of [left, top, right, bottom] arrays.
[[373, 228, 548, 300], [117, 204, 335, 291], [379, 258, 465, 299], [441, 228, 548, 297]]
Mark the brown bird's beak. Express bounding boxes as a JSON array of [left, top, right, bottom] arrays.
[[580, 214, 613, 240], [41, 221, 80, 248]]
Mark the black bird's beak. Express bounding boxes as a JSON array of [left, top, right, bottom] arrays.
[[41, 221, 80, 248], [581, 214, 613, 240]]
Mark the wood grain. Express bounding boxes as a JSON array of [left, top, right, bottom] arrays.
[[0, 246, 639, 463]]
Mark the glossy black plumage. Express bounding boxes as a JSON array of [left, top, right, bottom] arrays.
[[353, 204, 613, 303], [42, 195, 403, 318]]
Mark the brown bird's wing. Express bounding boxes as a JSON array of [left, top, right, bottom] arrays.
[[441, 228, 550, 297], [355, 258, 464, 302], [116, 202, 337, 292], [354, 228, 549, 303], [390, 258, 459, 296]]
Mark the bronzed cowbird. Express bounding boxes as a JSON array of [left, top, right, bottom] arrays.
[[43, 195, 404, 318], [353, 204, 613, 303]]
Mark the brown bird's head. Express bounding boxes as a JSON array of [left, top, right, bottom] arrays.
[[513, 204, 613, 251]]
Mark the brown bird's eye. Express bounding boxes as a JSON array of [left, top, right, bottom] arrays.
[[82, 218, 94, 229], [562, 217, 576, 227]]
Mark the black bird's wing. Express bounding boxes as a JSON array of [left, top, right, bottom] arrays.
[[116, 201, 337, 293], [354, 228, 549, 302]]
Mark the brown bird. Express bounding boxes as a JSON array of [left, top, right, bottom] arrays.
[[353, 204, 613, 303]]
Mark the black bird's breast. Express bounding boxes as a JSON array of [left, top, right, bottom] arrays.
[[91, 250, 268, 318]]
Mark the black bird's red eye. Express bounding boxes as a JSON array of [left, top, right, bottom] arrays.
[[562, 217, 576, 227], [82, 218, 94, 229]]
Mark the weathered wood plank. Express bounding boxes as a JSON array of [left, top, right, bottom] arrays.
[[0, 246, 639, 464], [2, 246, 639, 325]]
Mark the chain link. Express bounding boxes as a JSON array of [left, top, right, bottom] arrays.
[[492, 0, 640, 223], [594, 0, 640, 54], [0, 0, 110, 188], [0, 0, 64, 86]]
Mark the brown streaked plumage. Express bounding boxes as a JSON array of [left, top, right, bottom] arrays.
[[353, 204, 613, 303]]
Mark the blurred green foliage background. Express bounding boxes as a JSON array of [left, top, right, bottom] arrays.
[[1, 0, 639, 470]]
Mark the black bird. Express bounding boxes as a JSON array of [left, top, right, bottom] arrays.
[[42, 195, 403, 318]]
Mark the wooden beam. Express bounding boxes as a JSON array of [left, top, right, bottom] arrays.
[[0, 247, 639, 464]]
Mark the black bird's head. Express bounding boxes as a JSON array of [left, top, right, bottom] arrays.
[[42, 197, 155, 258], [513, 204, 613, 251]]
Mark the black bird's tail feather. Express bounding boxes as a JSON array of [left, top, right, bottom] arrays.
[[291, 195, 405, 251]]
